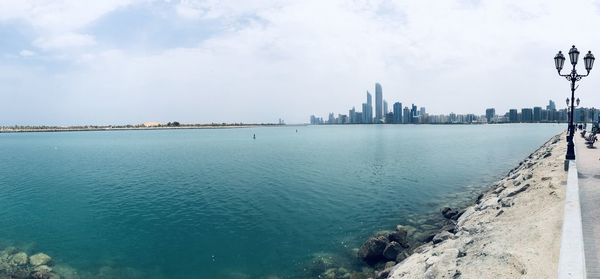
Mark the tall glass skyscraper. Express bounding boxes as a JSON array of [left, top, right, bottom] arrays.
[[393, 102, 402, 123], [363, 91, 373, 123], [375, 83, 383, 122]]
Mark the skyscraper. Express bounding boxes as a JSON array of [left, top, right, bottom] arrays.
[[383, 100, 388, 115], [365, 91, 373, 123], [375, 83, 383, 122], [521, 108, 533, 122], [411, 104, 418, 124], [349, 107, 356, 124], [393, 102, 402, 124], [403, 107, 411, 124], [485, 108, 495, 123], [533, 107, 542, 122], [547, 100, 556, 111], [509, 109, 518, 123]]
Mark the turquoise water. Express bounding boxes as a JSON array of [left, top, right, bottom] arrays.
[[0, 124, 563, 278]]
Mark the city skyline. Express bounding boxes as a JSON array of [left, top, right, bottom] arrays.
[[311, 83, 598, 125]]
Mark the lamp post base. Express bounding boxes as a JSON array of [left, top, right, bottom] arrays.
[[566, 141, 576, 160]]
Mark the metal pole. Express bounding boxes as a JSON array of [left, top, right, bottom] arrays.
[[566, 76, 576, 160]]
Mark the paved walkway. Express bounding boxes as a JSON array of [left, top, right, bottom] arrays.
[[575, 133, 600, 278]]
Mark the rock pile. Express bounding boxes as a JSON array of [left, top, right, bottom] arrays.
[[358, 227, 410, 265], [0, 247, 59, 279], [385, 133, 565, 279]]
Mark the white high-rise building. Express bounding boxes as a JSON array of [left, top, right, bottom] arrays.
[[375, 83, 383, 122]]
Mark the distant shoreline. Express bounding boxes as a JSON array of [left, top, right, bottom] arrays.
[[0, 124, 302, 134], [0, 122, 563, 134]]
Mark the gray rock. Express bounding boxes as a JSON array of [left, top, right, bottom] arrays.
[[477, 197, 498, 211], [396, 251, 410, 262], [441, 207, 459, 219], [543, 152, 552, 158], [432, 231, 454, 244], [495, 210, 504, 217], [30, 253, 52, 267], [9, 252, 28, 266], [384, 261, 396, 269], [492, 186, 505, 194], [32, 265, 52, 279], [513, 180, 521, 186], [500, 197, 514, 207], [382, 241, 405, 260], [358, 235, 389, 262], [376, 266, 394, 279], [506, 184, 530, 197], [387, 230, 409, 248], [476, 193, 484, 204], [441, 222, 457, 234]]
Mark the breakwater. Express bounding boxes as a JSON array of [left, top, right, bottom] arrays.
[[311, 133, 566, 279]]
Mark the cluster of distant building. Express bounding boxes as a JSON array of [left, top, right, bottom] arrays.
[[486, 100, 599, 124], [310, 83, 433, 125], [310, 83, 598, 125]]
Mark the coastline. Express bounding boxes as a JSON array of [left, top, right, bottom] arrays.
[[0, 124, 299, 134], [316, 132, 566, 279], [384, 132, 566, 278]]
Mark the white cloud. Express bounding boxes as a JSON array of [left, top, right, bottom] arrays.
[[19, 49, 35, 57], [3, 0, 600, 124], [0, 0, 136, 32], [33, 33, 97, 50]]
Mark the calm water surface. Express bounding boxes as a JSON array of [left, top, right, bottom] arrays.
[[0, 124, 563, 278]]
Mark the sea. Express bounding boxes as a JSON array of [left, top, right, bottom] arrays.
[[0, 124, 564, 278]]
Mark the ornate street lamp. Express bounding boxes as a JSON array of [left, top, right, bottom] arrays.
[[555, 45, 595, 161]]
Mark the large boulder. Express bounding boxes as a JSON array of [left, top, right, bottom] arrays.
[[9, 252, 28, 266], [387, 230, 408, 248], [432, 231, 454, 244], [30, 253, 52, 267], [441, 207, 464, 220], [382, 242, 405, 260], [358, 236, 389, 263], [440, 221, 457, 234], [32, 265, 53, 279]]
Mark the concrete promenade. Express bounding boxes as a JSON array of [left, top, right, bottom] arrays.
[[575, 134, 600, 278]]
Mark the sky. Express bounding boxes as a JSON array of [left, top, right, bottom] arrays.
[[2, 0, 600, 125]]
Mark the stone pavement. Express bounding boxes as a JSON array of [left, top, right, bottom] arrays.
[[575, 133, 600, 278]]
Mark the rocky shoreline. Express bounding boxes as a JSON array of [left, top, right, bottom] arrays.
[[313, 132, 565, 279], [0, 247, 58, 279]]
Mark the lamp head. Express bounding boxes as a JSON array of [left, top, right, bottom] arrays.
[[555, 51, 566, 72], [569, 45, 580, 65], [584, 51, 595, 73]]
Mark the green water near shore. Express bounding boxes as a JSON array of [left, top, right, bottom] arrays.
[[0, 124, 564, 278]]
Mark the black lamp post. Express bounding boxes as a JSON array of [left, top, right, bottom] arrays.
[[567, 97, 581, 129], [554, 45, 595, 160]]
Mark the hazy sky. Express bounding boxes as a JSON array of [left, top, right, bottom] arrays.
[[2, 0, 600, 125]]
